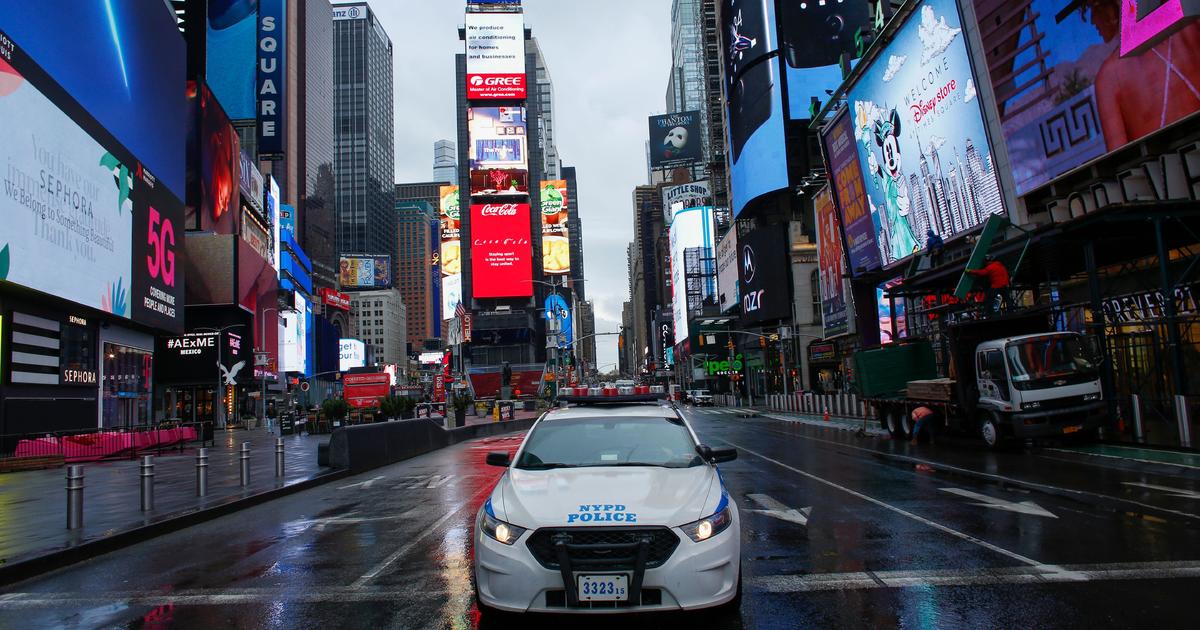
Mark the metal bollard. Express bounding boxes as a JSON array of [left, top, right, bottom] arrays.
[[66, 465, 84, 530], [140, 456, 154, 512], [1176, 395, 1193, 448], [196, 448, 209, 497], [275, 438, 285, 478], [240, 442, 251, 487], [1131, 395, 1145, 443]]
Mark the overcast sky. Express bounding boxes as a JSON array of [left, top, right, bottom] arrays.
[[369, 0, 673, 373]]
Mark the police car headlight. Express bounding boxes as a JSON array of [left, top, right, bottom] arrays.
[[682, 506, 733, 543], [481, 510, 526, 545]]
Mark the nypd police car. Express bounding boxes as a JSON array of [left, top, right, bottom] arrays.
[[474, 389, 740, 614]]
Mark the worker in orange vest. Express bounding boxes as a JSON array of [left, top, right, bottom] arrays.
[[911, 406, 937, 445], [967, 255, 1011, 314]]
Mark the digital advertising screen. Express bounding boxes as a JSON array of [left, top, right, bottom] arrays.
[[778, 0, 871, 120], [195, 83, 242, 234], [339, 255, 392, 290], [716, 230, 740, 313], [539, 180, 571, 276], [339, 338, 367, 372], [877, 278, 908, 345], [738, 226, 791, 325], [465, 11, 526, 99], [668, 206, 718, 344], [257, 0, 287, 156], [280, 294, 309, 374], [470, 203, 533, 298], [822, 108, 879, 274], [648, 111, 704, 170], [0, 1, 187, 198], [469, 168, 530, 197], [816, 187, 851, 338], [206, 0, 258, 121], [469, 107, 527, 170], [975, 0, 1200, 196], [847, 0, 1006, 267], [439, 186, 464, 320]]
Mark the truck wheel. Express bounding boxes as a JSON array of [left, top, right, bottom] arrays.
[[979, 412, 1006, 450], [886, 409, 908, 440]]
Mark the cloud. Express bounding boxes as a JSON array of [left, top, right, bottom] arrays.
[[918, 5, 961, 65], [928, 135, 947, 152], [882, 55, 907, 82], [964, 78, 978, 104]]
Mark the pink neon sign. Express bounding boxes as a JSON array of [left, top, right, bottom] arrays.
[[1121, 0, 1200, 57]]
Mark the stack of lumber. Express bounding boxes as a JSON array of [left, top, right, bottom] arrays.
[[906, 379, 955, 401]]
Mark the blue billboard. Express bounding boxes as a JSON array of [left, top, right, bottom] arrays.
[[0, 0, 187, 198], [778, 0, 871, 121], [846, 0, 1006, 267], [207, 0, 258, 121]]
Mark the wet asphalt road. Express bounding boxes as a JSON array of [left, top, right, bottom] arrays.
[[1, 408, 1198, 629]]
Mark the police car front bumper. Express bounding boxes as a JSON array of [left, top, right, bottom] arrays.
[[475, 510, 740, 613]]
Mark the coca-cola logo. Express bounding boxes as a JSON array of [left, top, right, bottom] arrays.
[[480, 204, 520, 216]]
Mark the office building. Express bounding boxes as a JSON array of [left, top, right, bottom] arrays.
[[433, 140, 457, 183], [395, 198, 439, 353], [333, 3, 396, 274], [562, 166, 586, 300], [347, 289, 407, 367]]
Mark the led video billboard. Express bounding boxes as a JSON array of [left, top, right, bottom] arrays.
[[738, 226, 791, 324], [822, 108, 880, 274], [0, 1, 187, 197], [439, 186, 464, 320], [465, 11, 526, 99], [669, 206, 718, 344], [339, 255, 392, 290], [206, 0, 258, 121], [816, 187, 851, 338], [193, 83, 242, 234], [847, 0, 1005, 267], [339, 338, 366, 372], [0, 29, 185, 333], [716, 230, 740, 313], [469, 168, 530, 197], [648, 111, 704, 170], [469, 107, 527, 170], [974, 0, 1200, 196], [470, 203, 533, 298], [539, 180, 571, 276], [779, 0, 871, 120]]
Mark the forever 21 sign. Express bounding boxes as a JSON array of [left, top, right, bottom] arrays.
[[738, 227, 791, 324]]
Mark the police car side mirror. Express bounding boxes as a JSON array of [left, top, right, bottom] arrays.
[[695, 445, 713, 460], [486, 451, 511, 467], [710, 448, 737, 463]]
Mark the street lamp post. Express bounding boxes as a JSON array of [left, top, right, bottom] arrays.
[[259, 307, 278, 430]]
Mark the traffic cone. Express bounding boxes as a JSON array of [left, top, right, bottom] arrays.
[[1116, 408, 1126, 434], [823, 409, 830, 422]]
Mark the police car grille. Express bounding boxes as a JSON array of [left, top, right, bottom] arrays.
[[526, 527, 680, 570]]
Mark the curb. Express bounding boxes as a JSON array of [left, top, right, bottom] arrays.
[[0, 468, 349, 588], [863, 449, 1200, 527]]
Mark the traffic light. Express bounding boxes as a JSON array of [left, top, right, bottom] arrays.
[[726, 340, 735, 351], [759, 336, 767, 348]]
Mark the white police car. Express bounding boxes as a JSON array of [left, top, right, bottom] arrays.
[[474, 392, 740, 614]]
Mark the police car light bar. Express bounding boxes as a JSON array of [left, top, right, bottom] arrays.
[[559, 385, 668, 404]]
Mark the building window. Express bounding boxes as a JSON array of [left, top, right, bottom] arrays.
[[810, 269, 821, 324]]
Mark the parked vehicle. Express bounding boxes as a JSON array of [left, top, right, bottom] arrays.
[[854, 313, 1105, 448], [686, 390, 713, 406]]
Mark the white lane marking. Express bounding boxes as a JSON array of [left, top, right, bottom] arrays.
[[1123, 482, 1200, 500], [746, 493, 812, 526], [1043, 447, 1200, 471], [350, 482, 494, 588], [5, 560, 1200, 608], [728, 419, 1200, 522], [940, 487, 1059, 518], [337, 475, 386, 491], [752, 560, 1200, 593], [723, 439, 1050, 571]]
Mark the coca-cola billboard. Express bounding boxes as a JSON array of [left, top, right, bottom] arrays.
[[470, 203, 533, 298]]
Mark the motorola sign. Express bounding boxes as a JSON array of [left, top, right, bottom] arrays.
[[738, 227, 791, 324]]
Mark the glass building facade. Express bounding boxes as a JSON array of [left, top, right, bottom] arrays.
[[333, 4, 396, 272], [302, 0, 338, 288]]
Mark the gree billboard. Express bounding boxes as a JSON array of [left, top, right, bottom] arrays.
[[846, 0, 1005, 267], [465, 12, 526, 99], [471, 203, 533, 298]]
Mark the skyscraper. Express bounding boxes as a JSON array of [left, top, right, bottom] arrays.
[[530, 37, 560, 180], [562, 166, 586, 300], [300, 0, 338, 291], [332, 3, 396, 273], [433, 140, 457, 183], [666, 0, 709, 183], [395, 198, 438, 353]]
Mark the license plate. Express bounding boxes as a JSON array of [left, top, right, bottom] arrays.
[[577, 574, 628, 601], [1063, 425, 1083, 435]]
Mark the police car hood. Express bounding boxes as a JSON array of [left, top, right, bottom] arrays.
[[498, 465, 720, 528]]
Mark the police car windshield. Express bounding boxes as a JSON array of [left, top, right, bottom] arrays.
[[515, 416, 703, 470]]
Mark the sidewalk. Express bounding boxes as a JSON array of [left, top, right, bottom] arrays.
[[760, 409, 886, 436], [0, 428, 331, 572]]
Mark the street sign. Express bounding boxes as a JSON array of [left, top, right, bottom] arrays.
[[300, 381, 310, 392], [655, 369, 673, 377], [255, 352, 270, 367]]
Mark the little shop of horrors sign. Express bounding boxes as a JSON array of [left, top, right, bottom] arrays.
[[1101, 284, 1200, 325]]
